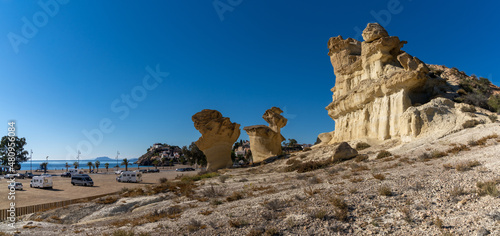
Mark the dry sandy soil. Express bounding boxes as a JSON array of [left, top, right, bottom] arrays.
[[0, 123, 499, 236]]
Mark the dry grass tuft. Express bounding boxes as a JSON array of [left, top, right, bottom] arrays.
[[445, 144, 470, 154], [228, 218, 248, 228], [304, 187, 320, 196], [456, 160, 481, 171], [355, 142, 371, 150], [372, 173, 386, 181], [477, 180, 499, 197], [378, 186, 393, 196], [226, 191, 245, 202], [96, 196, 119, 204], [354, 154, 369, 162], [376, 150, 392, 159]]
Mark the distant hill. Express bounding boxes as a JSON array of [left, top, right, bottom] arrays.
[[94, 156, 114, 161]]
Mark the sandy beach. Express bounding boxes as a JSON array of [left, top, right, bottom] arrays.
[[0, 165, 199, 209]]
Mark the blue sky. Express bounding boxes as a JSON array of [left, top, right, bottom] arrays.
[[1, 0, 499, 160]]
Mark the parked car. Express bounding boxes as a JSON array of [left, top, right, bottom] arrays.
[[71, 174, 94, 186], [138, 169, 148, 173], [175, 168, 195, 172], [8, 182, 23, 190], [114, 170, 123, 175], [3, 174, 16, 179], [30, 176, 53, 189], [15, 173, 25, 179], [25, 172, 34, 179], [60, 172, 71, 177], [147, 169, 160, 173]]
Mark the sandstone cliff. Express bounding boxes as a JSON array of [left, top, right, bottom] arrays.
[[322, 23, 497, 145]]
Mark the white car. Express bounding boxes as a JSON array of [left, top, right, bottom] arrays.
[[8, 182, 23, 190], [114, 170, 123, 175]]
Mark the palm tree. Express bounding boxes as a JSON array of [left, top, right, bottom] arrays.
[[152, 159, 159, 170], [65, 162, 70, 172], [73, 162, 79, 169], [121, 158, 130, 171], [41, 162, 48, 174], [104, 163, 109, 172], [87, 161, 93, 173], [95, 160, 100, 173]]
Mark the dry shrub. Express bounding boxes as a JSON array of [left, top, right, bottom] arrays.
[[262, 199, 288, 211], [372, 173, 385, 180], [376, 150, 392, 159], [456, 160, 481, 171], [308, 176, 322, 184], [219, 175, 229, 183], [349, 177, 364, 183], [442, 163, 453, 170], [304, 187, 320, 196], [462, 120, 482, 128], [477, 180, 499, 197], [186, 219, 206, 232], [446, 144, 470, 154], [378, 186, 393, 196], [286, 159, 332, 173], [226, 191, 244, 202], [328, 197, 348, 221], [310, 209, 328, 220], [96, 196, 119, 204], [431, 150, 447, 158], [354, 154, 369, 162], [201, 184, 225, 198], [476, 134, 499, 146], [199, 209, 213, 215], [350, 163, 370, 172], [434, 216, 443, 228], [450, 186, 466, 197], [355, 142, 371, 150], [400, 207, 412, 223], [228, 218, 248, 228], [159, 177, 168, 184], [166, 205, 183, 219]]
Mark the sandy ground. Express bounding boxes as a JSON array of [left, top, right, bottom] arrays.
[[0, 165, 199, 209]]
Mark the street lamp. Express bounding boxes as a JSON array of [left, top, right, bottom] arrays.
[[77, 150, 81, 170], [30, 149, 33, 174], [116, 151, 120, 169], [45, 156, 49, 174]]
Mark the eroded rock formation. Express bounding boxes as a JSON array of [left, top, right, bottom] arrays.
[[244, 107, 287, 163], [192, 109, 240, 171], [323, 23, 495, 145]]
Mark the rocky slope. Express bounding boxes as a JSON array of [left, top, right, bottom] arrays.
[[3, 123, 499, 236]]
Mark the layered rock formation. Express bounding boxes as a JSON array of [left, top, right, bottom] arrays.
[[323, 23, 495, 145], [192, 109, 240, 171], [244, 107, 287, 163]]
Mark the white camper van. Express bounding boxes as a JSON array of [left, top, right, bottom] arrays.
[[116, 171, 142, 183], [68, 168, 82, 176], [30, 176, 53, 189]]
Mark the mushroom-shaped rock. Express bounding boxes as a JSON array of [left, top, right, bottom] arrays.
[[244, 107, 287, 163], [192, 109, 240, 171]]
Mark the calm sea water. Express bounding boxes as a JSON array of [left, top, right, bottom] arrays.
[[20, 159, 151, 171]]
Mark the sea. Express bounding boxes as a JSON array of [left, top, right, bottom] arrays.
[[20, 159, 152, 171]]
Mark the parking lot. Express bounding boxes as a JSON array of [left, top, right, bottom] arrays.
[[0, 168, 199, 209]]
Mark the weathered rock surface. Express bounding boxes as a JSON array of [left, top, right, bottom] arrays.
[[323, 23, 495, 145], [192, 109, 240, 171], [244, 107, 287, 163]]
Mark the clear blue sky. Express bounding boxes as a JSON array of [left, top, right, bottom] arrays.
[[1, 0, 499, 160]]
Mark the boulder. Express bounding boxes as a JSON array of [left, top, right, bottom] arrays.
[[192, 109, 240, 171], [244, 107, 287, 163], [331, 142, 358, 162]]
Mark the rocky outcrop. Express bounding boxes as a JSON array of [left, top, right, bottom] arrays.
[[192, 109, 240, 171], [244, 107, 287, 163], [323, 23, 495, 145]]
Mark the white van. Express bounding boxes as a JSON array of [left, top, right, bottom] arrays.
[[68, 168, 82, 176], [30, 176, 53, 189], [116, 171, 142, 183]]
